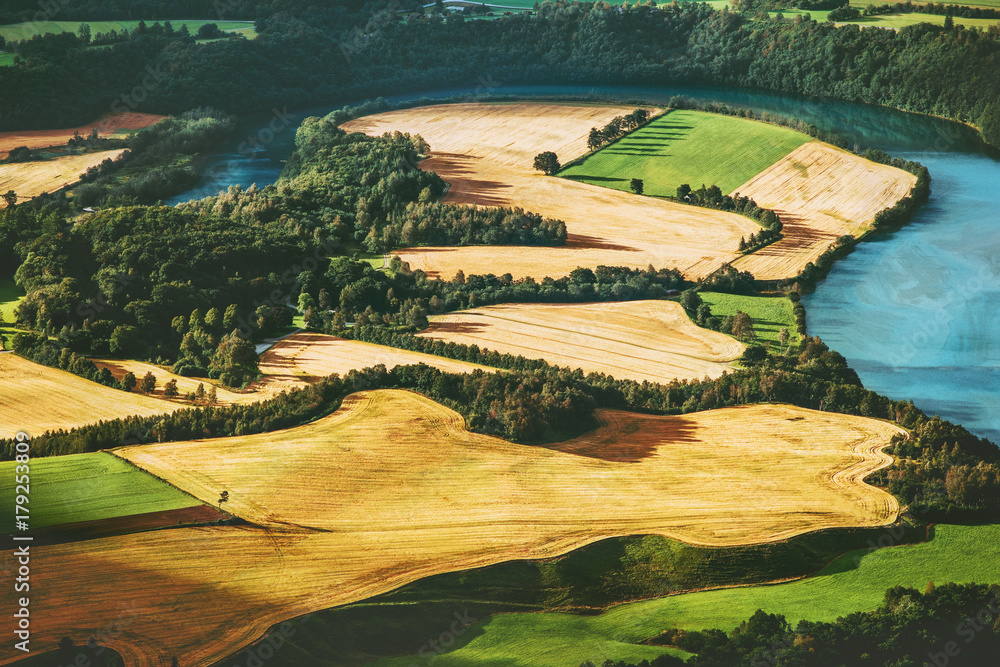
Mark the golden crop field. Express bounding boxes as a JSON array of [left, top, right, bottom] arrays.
[[341, 103, 759, 280], [0, 111, 164, 158], [252, 332, 490, 396], [0, 354, 175, 439], [7, 390, 902, 667], [0, 149, 127, 204], [419, 300, 744, 382], [731, 142, 917, 280]]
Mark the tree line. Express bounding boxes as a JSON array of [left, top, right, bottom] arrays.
[[597, 583, 1000, 667], [3, 2, 1000, 150]]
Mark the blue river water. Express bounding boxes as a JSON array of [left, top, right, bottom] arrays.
[[169, 84, 1000, 445]]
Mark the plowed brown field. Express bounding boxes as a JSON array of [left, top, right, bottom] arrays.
[[0, 112, 164, 158]]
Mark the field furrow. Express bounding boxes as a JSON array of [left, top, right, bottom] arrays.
[[419, 300, 744, 382], [0, 149, 127, 204], [4, 391, 903, 667], [731, 142, 917, 280], [0, 354, 176, 439], [342, 103, 759, 280]]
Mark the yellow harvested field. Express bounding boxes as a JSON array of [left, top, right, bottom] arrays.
[[252, 332, 490, 396], [731, 142, 917, 280], [419, 300, 744, 382], [342, 103, 759, 280], [0, 111, 164, 158], [0, 149, 126, 204], [0, 354, 175, 439], [8, 390, 903, 667]]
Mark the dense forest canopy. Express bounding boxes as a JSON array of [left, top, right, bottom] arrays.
[[2, 1, 1000, 148]]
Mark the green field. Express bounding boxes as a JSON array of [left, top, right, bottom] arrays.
[[375, 524, 1000, 665], [0, 52, 14, 66], [236, 525, 924, 666], [0, 278, 24, 324], [0, 452, 202, 532], [772, 7, 1000, 28], [560, 109, 809, 197], [698, 291, 799, 347], [0, 20, 256, 42], [850, 0, 1000, 8]]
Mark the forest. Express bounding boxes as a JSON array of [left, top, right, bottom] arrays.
[[3, 1, 1000, 149]]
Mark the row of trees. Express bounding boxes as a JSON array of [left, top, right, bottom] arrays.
[[586, 109, 651, 151]]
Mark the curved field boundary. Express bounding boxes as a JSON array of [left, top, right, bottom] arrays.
[[0, 111, 164, 159], [341, 103, 759, 280], [0, 354, 177, 439], [0, 391, 901, 666], [372, 523, 1000, 666], [731, 141, 917, 280], [418, 300, 744, 383], [0, 149, 126, 204], [252, 332, 490, 398]]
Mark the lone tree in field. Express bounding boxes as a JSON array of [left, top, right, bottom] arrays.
[[732, 311, 756, 342], [533, 151, 560, 175], [163, 379, 179, 398], [139, 371, 157, 394], [778, 327, 791, 352], [2, 190, 17, 207], [121, 371, 137, 393], [630, 178, 644, 195]]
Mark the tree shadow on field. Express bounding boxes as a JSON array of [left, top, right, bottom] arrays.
[[562, 174, 628, 183], [423, 321, 490, 336], [553, 414, 699, 462], [565, 234, 640, 252]]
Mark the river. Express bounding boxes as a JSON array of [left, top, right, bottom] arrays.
[[168, 84, 1000, 445]]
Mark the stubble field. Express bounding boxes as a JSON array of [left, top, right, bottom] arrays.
[[418, 300, 744, 382], [4, 389, 902, 667], [0, 149, 127, 204], [0, 354, 175, 439], [341, 103, 759, 280], [0, 111, 163, 159], [731, 142, 917, 280]]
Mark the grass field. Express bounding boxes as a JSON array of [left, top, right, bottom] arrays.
[[0, 354, 177, 439], [771, 7, 1000, 28], [0, 452, 201, 532], [0, 111, 163, 159], [698, 292, 799, 348], [0, 149, 127, 204], [241, 521, 924, 667], [0, 20, 256, 42], [852, 0, 1000, 7], [419, 300, 744, 383], [560, 109, 810, 197], [0, 278, 24, 324], [0, 52, 14, 66], [375, 523, 1000, 665], [342, 103, 758, 281], [730, 142, 916, 281]]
